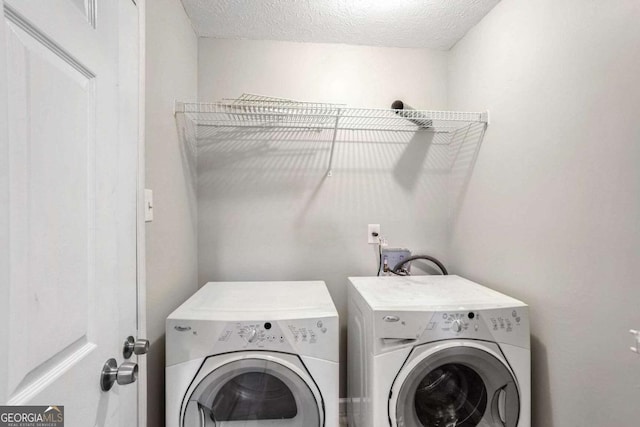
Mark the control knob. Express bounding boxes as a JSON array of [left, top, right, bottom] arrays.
[[246, 328, 258, 343], [452, 319, 464, 333]]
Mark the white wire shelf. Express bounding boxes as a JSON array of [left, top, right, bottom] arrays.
[[175, 95, 489, 177], [222, 93, 348, 109], [175, 98, 488, 133]]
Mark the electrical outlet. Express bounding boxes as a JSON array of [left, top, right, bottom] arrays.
[[368, 224, 381, 244]]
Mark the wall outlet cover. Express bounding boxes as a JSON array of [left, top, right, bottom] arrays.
[[368, 224, 381, 244]]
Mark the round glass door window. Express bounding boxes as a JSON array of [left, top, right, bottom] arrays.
[[182, 358, 322, 426], [394, 347, 520, 427]]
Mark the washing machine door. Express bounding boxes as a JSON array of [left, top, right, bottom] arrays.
[[390, 342, 520, 427], [182, 353, 323, 427]]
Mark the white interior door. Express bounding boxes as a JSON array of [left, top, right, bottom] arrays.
[[0, 0, 140, 426]]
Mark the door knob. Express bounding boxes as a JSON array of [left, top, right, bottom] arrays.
[[100, 359, 139, 391], [123, 336, 150, 359], [116, 361, 138, 385]]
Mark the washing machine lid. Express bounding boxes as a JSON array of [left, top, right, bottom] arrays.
[[181, 353, 324, 427], [390, 342, 520, 427], [349, 275, 526, 311]]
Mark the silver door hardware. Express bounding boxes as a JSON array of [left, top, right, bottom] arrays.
[[100, 358, 139, 391], [123, 336, 150, 359]]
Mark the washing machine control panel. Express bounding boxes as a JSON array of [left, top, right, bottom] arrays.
[[438, 312, 478, 333], [426, 308, 529, 347], [376, 307, 529, 349], [435, 309, 525, 333]]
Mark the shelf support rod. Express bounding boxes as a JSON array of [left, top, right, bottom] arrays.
[[326, 108, 342, 177]]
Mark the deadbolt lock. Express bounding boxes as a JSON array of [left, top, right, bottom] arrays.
[[123, 336, 150, 359]]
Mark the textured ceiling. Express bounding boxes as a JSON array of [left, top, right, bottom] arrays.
[[180, 0, 501, 50]]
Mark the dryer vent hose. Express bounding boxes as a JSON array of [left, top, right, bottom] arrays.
[[391, 100, 433, 128]]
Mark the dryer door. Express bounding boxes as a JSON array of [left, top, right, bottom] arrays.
[[391, 343, 520, 427], [182, 355, 323, 427]]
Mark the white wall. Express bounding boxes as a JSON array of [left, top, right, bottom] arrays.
[[145, 0, 198, 425], [448, 0, 640, 425], [198, 39, 448, 109], [197, 39, 463, 395]]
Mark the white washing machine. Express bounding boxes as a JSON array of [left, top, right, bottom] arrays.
[[166, 281, 339, 427], [347, 275, 530, 427]]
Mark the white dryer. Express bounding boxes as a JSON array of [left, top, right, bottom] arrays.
[[347, 275, 530, 427], [167, 281, 339, 427]]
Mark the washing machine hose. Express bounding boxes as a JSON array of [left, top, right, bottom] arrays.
[[392, 255, 448, 276]]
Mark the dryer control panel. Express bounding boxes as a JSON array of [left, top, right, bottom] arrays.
[[214, 317, 338, 360], [216, 321, 324, 348], [166, 316, 338, 365], [288, 319, 330, 344]]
